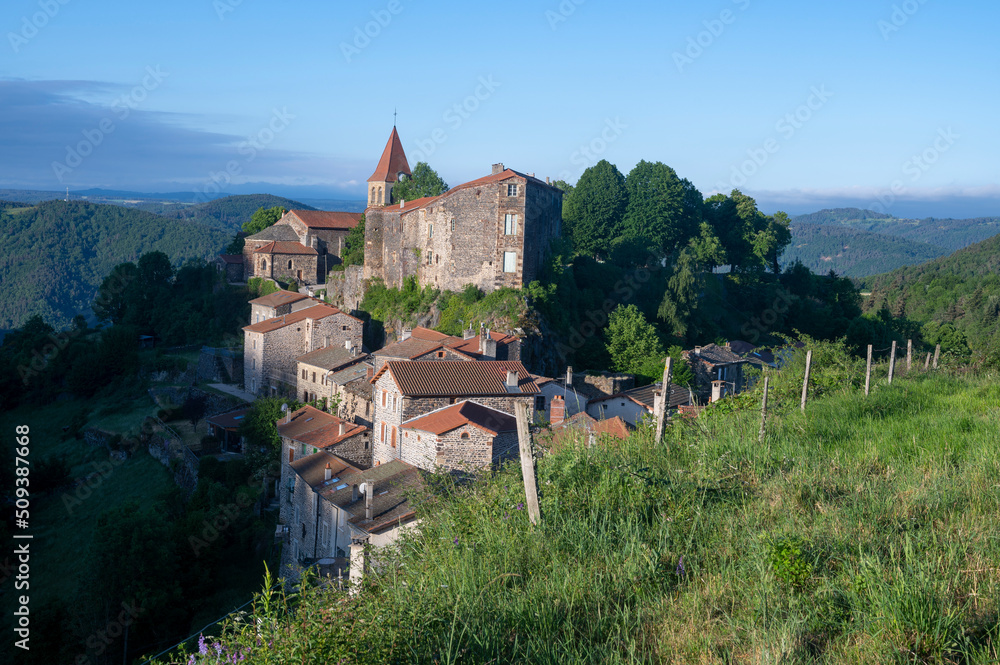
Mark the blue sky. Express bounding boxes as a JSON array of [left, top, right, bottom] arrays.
[[2, 0, 998, 216]]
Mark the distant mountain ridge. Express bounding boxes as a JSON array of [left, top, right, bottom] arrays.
[[784, 207, 1000, 276]]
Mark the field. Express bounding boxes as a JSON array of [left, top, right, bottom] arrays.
[[171, 369, 1000, 664]]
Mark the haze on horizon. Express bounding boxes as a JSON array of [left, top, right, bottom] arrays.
[[1, 0, 998, 218]]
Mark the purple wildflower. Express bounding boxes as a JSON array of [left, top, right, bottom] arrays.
[[198, 635, 208, 655], [453, 537, 459, 545], [676, 556, 685, 577], [516, 502, 524, 510], [188, 657, 196, 665]]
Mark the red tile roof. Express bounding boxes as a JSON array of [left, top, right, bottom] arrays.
[[371, 167, 560, 215], [368, 127, 411, 183], [374, 360, 539, 396], [402, 400, 516, 436], [252, 241, 317, 256], [409, 327, 456, 342], [243, 304, 349, 334], [447, 331, 520, 357], [288, 210, 363, 230], [249, 290, 310, 308], [277, 405, 366, 449], [289, 452, 359, 489]]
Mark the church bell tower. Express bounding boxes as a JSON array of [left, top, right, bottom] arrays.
[[367, 126, 411, 208]]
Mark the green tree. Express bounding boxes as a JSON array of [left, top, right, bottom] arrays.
[[341, 215, 366, 266], [563, 160, 628, 259], [241, 205, 288, 235], [605, 304, 665, 376], [240, 397, 297, 479], [621, 160, 692, 255], [390, 162, 449, 202], [93, 262, 140, 324]]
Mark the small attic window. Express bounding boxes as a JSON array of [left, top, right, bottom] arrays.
[[460, 432, 470, 440], [335, 484, 348, 491]]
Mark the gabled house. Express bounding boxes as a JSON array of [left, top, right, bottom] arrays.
[[249, 290, 314, 324], [400, 400, 518, 472], [682, 343, 751, 403], [370, 360, 538, 468], [530, 369, 589, 424], [206, 406, 251, 453], [277, 405, 371, 473], [243, 305, 364, 396], [295, 344, 370, 407], [372, 327, 474, 373], [586, 382, 692, 427], [243, 210, 364, 283], [545, 403, 631, 451]]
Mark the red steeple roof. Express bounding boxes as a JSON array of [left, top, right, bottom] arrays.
[[368, 126, 411, 183]]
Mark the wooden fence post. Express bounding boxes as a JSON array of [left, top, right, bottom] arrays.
[[933, 345, 941, 369], [888, 340, 897, 384], [654, 357, 674, 442], [758, 376, 769, 443], [865, 345, 873, 396], [924, 352, 931, 370], [800, 350, 812, 412], [906, 339, 912, 373], [514, 401, 541, 526]]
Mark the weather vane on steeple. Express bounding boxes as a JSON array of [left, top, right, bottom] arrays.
[[393, 108, 397, 126]]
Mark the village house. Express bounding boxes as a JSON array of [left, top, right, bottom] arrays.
[[545, 396, 631, 449], [329, 362, 376, 428], [370, 360, 539, 469], [215, 254, 244, 283], [372, 326, 522, 373], [249, 289, 315, 325], [586, 382, 693, 427], [399, 400, 519, 473], [295, 344, 370, 410], [279, 451, 420, 585], [529, 368, 589, 424], [205, 406, 251, 453], [242, 210, 364, 284], [278, 405, 371, 483], [682, 343, 752, 403], [243, 304, 363, 396], [364, 127, 563, 293]]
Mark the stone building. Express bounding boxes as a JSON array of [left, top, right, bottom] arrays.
[[295, 344, 370, 410], [215, 254, 244, 282], [243, 305, 364, 396], [372, 326, 522, 373], [249, 290, 314, 325], [586, 382, 692, 427], [242, 210, 364, 284], [400, 400, 518, 472], [279, 451, 420, 585], [530, 369, 589, 424], [278, 405, 371, 477], [363, 127, 563, 293], [370, 360, 538, 468], [330, 363, 376, 428], [682, 343, 751, 403]]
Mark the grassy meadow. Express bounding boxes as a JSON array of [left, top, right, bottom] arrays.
[[169, 369, 998, 664]]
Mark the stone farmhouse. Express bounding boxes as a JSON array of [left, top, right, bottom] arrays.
[[372, 325, 521, 373], [370, 360, 539, 469], [242, 210, 364, 284], [363, 127, 564, 293], [280, 449, 420, 585], [295, 345, 373, 425], [400, 400, 518, 473], [278, 405, 371, 472], [682, 343, 752, 403], [249, 289, 315, 324], [243, 304, 363, 396]]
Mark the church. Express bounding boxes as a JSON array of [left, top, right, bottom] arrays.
[[363, 127, 564, 293], [237, 126, 564, 293]]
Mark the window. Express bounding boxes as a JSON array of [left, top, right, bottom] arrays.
[[507, 184, 518, 196], [460, 432, 470, 440], [252, 358, 255, 369], [311, 372, 316, 383], [503, 251, 517, 273], [381, 390, 387, 407], [391, 427, 397, 448], [261, 259, 267, 270], [504, 214, 518, 235], [288, 447, 294, 463], [437, 351, 445, 358], [288, 260, 292, 269], [534, 396, 546, 411], [427, 251, 433, 265], [428, 224, 433, 238], [342, 325, 349, 331], [252, 339, 256, 349]]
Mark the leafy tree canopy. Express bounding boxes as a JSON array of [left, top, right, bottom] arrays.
[[341, 215, 365, 267], [563, 160, 627, 259], [606, 304, 665, 378], [241, 205, 288, 235], [391, 162, 449, 202]]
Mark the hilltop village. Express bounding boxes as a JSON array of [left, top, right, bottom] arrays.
[[218, 128, 773, 583]]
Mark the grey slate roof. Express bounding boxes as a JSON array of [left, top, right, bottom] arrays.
[[246, 224, 300, 242]]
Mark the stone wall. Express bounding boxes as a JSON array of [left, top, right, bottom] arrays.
[[327, 431, 372, 469], [198, 347, 243, 384], [338, 380, 374, 428], [325, 266, 366, 313], [571, 371, 635, 400]]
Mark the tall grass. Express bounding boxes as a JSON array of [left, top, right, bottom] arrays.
[[168, 370, 1000, 664]]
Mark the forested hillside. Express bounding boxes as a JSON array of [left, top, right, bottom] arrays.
[[160, 194, 314, 231], [782, 223, 946, 277], [0, 201, 228, 332], [794, 207, 1000, 251], [865, 233, 1000, 367]]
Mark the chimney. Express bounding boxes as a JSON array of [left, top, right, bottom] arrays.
[[285, 406, 291, 424], [366, 366, 374, 382], [352, 484, 359, 502], [551, 395, 565, 425], [339, 422, 346, 437], [463, 328, 476, 340], [399, 200, 404, 209], [725, 342, 732, 352], [365, 481, 374, 520], [491, 163, 504, 175], [324, 463, 332, 481], [566, 366, 574, 386], [546, 176, 550, 185], [506, 370, 518, 389], [694, 346, 702, 355], [401, 327, 412, 341]]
